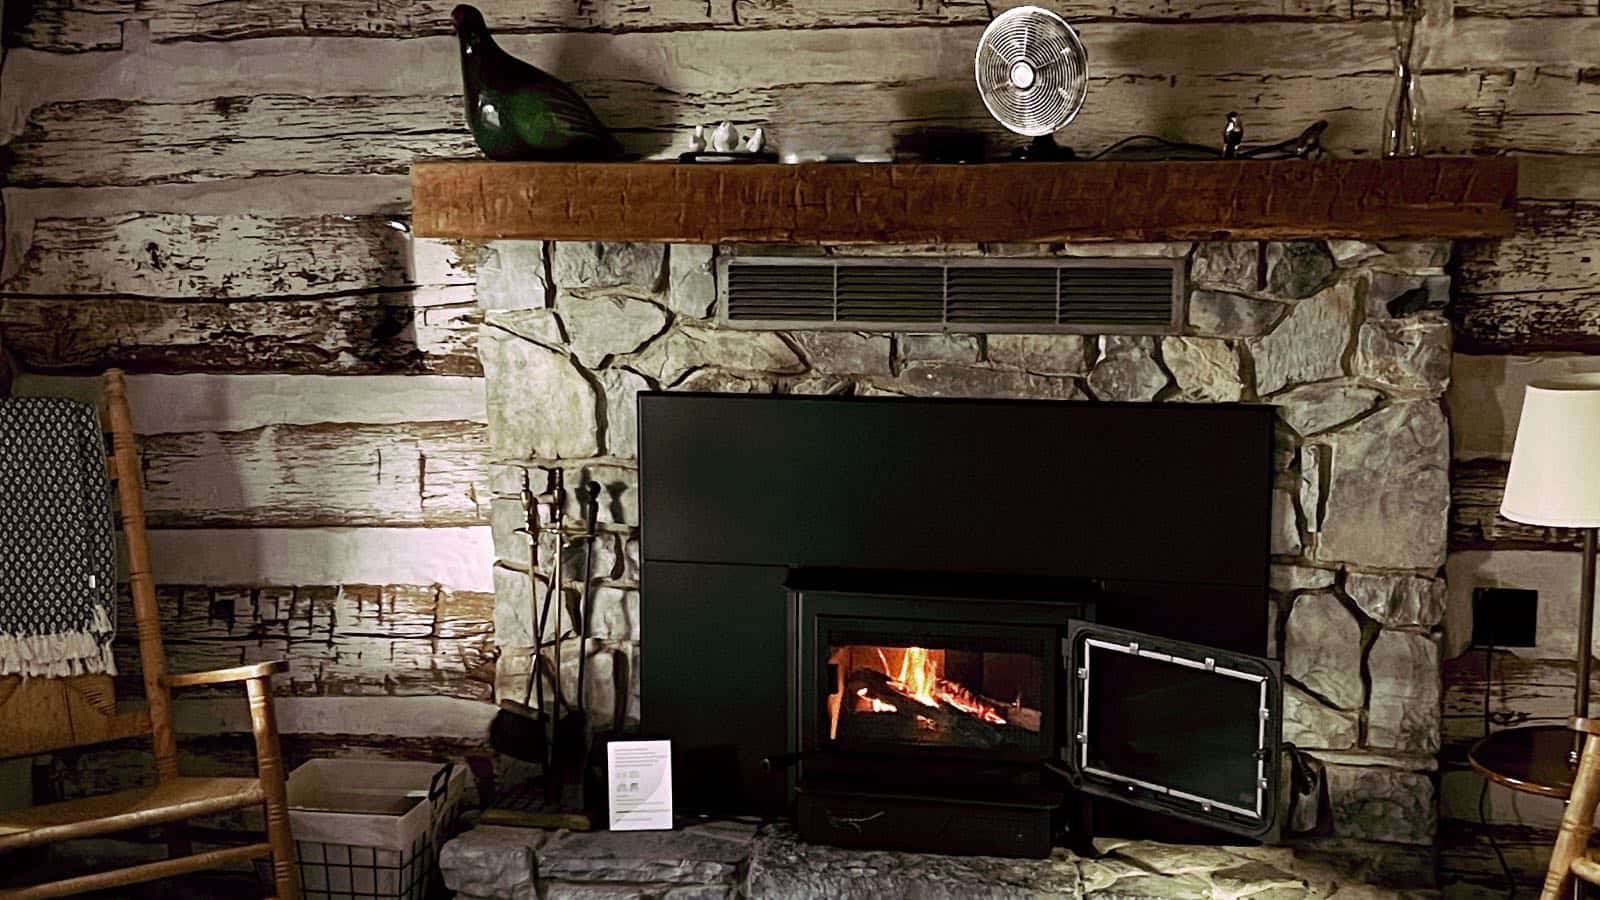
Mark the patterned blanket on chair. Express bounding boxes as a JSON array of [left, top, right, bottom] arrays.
[[0, 397, 118, 677]]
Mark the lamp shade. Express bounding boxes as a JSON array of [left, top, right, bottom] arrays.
[[1501, 373, 1600, 527]]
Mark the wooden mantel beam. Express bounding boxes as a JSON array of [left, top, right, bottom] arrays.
[[411, 157, 1517, 244]]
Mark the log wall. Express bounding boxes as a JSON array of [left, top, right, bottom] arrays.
[[2, 0, 1597, 885], [1444, 156, 1600, 887]]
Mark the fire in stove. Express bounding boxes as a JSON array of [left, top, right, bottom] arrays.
[[827, 644, 1041, 749]]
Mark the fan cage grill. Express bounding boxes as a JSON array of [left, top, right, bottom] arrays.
[[975, 6, 1089, 138]]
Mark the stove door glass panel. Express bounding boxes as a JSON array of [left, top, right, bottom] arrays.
[[1084, 644, 1262, 816], [1066, 620, 1283, 839]]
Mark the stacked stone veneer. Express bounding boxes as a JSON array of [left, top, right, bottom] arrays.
[[475, 237, 1453, 851]]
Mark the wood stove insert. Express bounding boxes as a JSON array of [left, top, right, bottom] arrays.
[[787, 578, 1089, 857], [639, 393, 1282, 855], [785, 578, 1282, 857]]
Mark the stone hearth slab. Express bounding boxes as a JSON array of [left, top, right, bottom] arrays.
[[539, 821, 758, 884], [441, 823, 1438, 899]]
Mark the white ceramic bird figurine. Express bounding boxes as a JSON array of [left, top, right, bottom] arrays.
[[689, 124, 707, 153], [710, 121, 739, 153], [743, 127, 765, 154]]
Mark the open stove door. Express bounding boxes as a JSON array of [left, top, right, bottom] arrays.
[[1064, 621, 1284, 841]]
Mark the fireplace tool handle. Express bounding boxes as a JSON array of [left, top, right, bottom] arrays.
[[546, 480, 602, 812], [534, 471, 565, 730], [574, 481, 602, 715]]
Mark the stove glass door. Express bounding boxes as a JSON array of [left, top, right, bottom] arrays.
[[1066, 620, 1282, 839]]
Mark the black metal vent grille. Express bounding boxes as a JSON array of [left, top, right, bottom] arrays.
[[724, 264, 834, 322], [721, 258, 1181, 332], [1060, 266, 1176, 327], [948, 267, 1058, 325], [836, 266, 945, 322]]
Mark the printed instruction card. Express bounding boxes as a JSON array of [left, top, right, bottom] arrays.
[[607, 739, 674, 830]]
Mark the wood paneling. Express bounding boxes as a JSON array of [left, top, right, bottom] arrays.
[[7, 95, 475, 188], [8, 73, 1598, 187], [1452, 201, 1600, 354], [140, 421, 489, 528], [171, 695, 498, 740], [2, 214, 473, 298], [109, 584, 495, 703], [1451, 458, 1591, 551], [0, 293, 480, 375], [0, 0, 1403, 52], [1442, 652, 1600, 759], [3, 3, 125, 52], [1457, 0, 1596, 13], [412, 158, 1518, 243], [1517, 156, 1600, 201], [142, 527, 495, 592], [0, 177, 414, 222], [11, 0, 1599, 54], [1439, 651, 1586, 886], [13, 373, 488, 434], [1457, 203, 1600, 298], [3, 21, 1600, 187], [1448, 353, 1600, 462]]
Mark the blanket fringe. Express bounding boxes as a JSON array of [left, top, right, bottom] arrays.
[[0, 628, 118, 678]]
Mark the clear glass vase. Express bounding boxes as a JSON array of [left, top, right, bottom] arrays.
[[1382, 7, 1427, 157]]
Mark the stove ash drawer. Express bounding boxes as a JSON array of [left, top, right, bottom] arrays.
[[796, 786, 1058, 859]]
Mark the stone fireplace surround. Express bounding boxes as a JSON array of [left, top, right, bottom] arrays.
[[475, 236, 1451, 870]]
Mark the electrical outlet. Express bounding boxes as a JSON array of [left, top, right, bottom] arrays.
[[1471, 587, 1539, 648]]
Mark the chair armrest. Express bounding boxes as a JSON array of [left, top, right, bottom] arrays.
[[166, 660, 288, 689]]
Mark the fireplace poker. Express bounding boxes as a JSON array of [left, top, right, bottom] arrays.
[[487, 469, 564, 764], [546, 481, 602, 810], [553, 484, 601, 764], [534, 470, 566, 765], [574, 481, 602, 717]]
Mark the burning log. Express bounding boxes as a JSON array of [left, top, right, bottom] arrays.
[[840, 668, 1038, 749], [1007, 704, 1042, 733]]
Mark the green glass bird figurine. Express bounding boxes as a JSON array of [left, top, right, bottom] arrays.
[[452, 4, 624, 161]]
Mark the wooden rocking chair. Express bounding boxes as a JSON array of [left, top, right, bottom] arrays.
[[0, 370, 300, 899], [1540, 717, 1600, 900]]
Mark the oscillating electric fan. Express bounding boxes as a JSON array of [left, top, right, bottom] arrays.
[[975, 5, 1088, 160]]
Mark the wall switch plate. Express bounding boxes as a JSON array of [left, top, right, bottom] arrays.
[[1471, 587, 1539, 648]]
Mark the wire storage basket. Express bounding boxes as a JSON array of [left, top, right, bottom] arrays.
[[257, 759, 467, 900]]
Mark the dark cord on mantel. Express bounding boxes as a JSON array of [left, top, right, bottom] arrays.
[[1085, 121, 1328, 162]]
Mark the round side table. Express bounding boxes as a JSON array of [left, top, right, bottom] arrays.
[[1469, 724, 1581, 799]]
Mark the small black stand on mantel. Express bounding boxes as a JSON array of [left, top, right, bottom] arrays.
[[1468, 527, 1597, 801]]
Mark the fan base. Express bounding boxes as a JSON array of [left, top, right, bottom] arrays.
[[1011, 135, 1078, 161]]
